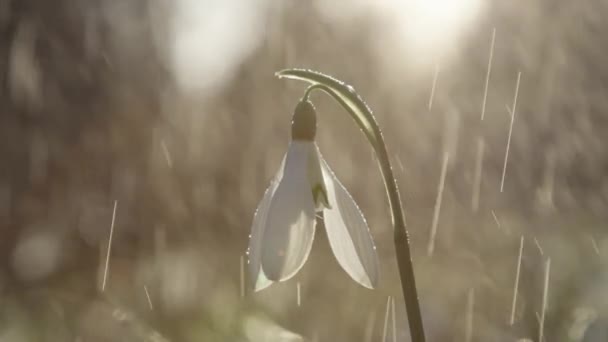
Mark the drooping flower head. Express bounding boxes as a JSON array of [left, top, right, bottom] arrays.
[[248, 100, 379, 291]]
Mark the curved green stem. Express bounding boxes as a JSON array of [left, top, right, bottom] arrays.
[[277, 69, 426, 342]]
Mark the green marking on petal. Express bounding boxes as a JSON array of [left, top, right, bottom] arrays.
[[312, 183, 330, 209]]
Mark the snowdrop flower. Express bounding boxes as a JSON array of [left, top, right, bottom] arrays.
[[248, 100, 379, 291]]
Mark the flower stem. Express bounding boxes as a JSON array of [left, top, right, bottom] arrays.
[[278, 69, 426, 342]]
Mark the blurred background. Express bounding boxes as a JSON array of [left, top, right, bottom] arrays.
[[1, 0, 608, 341]]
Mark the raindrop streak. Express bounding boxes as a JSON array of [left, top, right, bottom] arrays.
[[144, 285, 153, 310], [160, 140, 173, 168], [101, 200, 118, 292], [428, 63, 440, 111], [427, 152, 449, 256], [509, 235, 524, 325], [501, 72, 521, 193], [480, 28, 496, 120], [296, 281, 301, 307], [534, 237, 544, 256], [382, 296, 392, 342], [540, 151, 556, 209], [364, 309, 377, 342], [539, 258, 551, 342], [533, 314, 543, 342], [240, 254, 245, 298], [395, 155, 405, 172], [471, 137, 484, 212], [491, 210, 501, 230], [391, 296, 397, 342], [465, 288, 475, 342], [589, 235, 600, 255]]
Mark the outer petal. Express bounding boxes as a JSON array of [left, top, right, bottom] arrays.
[[261, 142, 316, 282], [319, 151, 379, 289], [247, 156, 284, 291]]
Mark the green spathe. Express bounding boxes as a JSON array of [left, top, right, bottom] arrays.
[[291, 100, 317, 141]]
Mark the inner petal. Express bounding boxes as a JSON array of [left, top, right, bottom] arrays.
[[309, 143, 330, 211]]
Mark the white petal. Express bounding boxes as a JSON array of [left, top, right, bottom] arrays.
[[248, 157, 283, 291], [261, 141, 316, 282], [319, 152, 379, 289]]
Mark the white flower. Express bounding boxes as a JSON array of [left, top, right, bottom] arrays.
[[247, 101, 379, 291]]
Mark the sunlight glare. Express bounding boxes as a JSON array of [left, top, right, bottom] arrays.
[[388, 0, 482, 65]]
